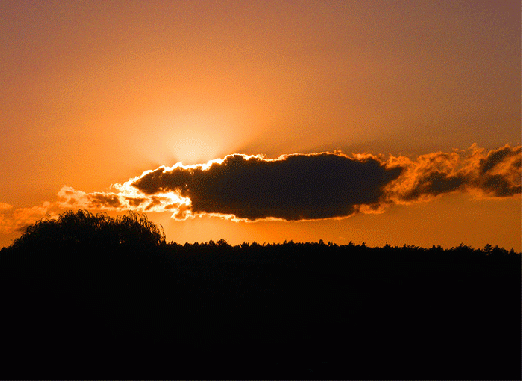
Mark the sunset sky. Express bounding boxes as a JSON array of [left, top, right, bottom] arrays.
[[1, 0, 520, 250]]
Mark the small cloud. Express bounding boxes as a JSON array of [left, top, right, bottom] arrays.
[[387, 144, 521, 203], [0, 203, 13, 210], [126, 197, 146, 207], [88, 193, 122, 208], [0, 202, 59, 234]]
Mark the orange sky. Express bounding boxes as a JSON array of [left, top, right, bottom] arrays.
[[1, 1, 520, 250]]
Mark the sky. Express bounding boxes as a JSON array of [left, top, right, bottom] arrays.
[[1, 0, 520, 250]]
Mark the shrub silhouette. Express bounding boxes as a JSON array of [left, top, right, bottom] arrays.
[[12, 209, 165, 251]]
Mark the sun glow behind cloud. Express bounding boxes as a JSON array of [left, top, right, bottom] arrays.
[[122, 108, 256, 168]]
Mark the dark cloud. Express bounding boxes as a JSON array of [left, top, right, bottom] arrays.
[[88, 193, 122, 208], [145, 196, 169, 211], [400, 171, 467, 201], [480, 174, 514, 197], [479, 145, 519, 175], [1, 146, 518, 233], [132, 153, 403, 220], [474, 145, 521, 197], [126, 197, 146, 207], [49, 145, 519, 222]]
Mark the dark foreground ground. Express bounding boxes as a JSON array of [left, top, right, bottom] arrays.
[[1, 241, 520, 379]]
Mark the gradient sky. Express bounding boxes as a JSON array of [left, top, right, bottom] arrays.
[[1, 0, 520, 250]]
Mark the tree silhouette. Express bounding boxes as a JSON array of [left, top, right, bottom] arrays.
[[0, 210, 519, 379], [12, 209, 165, 251]]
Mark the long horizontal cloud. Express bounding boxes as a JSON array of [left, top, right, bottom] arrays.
[[56, 185, 191, 218], [124, 144, 519, 220], [58, 145, 522, 221], [1, 145, 520, 232], [131, 153, 404, 220]]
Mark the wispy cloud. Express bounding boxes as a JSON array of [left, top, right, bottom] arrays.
[[387, 144, 521, 203], [1, 145, 520, 234], [0, 202, 59, 234]]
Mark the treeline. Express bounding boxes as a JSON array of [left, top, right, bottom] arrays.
[[165, 238, 520, 255], [0, 210, 520, 379]]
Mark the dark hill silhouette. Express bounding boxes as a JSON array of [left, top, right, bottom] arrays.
[[1, 210, 520, 378]]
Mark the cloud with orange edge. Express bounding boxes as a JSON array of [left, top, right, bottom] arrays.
[[1, 145, 519, 235]]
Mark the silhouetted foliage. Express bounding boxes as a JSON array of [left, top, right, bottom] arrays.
[[12, 209, 165, 251], [0, 210, 520, 379]]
